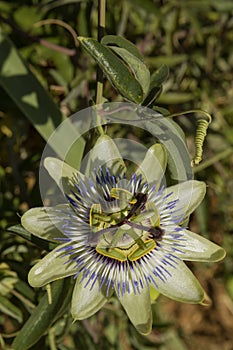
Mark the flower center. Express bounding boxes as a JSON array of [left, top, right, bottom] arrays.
[[89, 187, 164, 262]]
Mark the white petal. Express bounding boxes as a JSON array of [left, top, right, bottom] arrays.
[[162, 180, 206, 217], [176, 229, 226, 262], [154, 260, 205, 303], [118, 286, 152, 335], [21, 206, 66, 241], [44, 157, 85, 193], [28, 243, 77, 287], [71, 277, 110, 320]]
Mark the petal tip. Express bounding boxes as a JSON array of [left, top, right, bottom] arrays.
[[210, 247, 226, 262], [136, 323, 152, 336], [200, 292, 212, 306]]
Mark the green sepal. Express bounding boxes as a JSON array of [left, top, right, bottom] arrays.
[[176, 229, 226, 262], [136, 143, 167, 186], [21, 207, 66, 242], [153, 260, 205, 304], [44, 157, 85, 194], [84, 135, 126, 177], [163, 180, 206, 218]]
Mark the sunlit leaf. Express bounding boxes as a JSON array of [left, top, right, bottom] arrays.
[[0, 30, 85, 167]]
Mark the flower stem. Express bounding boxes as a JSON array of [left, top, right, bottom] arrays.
[[95, 0, 106, 136], [96, 0, 106, 106]]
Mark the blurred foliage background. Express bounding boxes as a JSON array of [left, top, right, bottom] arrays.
[[0, 0, 233, 349]]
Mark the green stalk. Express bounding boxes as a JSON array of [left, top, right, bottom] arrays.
[[96, 0, 106, 135], [96, 0, 106, 106]]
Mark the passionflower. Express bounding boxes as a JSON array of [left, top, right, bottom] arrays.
[[22, 135, 225, 335]]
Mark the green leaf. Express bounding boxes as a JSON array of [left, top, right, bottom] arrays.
[[0, 294, 23, 323], [7, 225, 57, 251], [0, 263, 18, 296], [150, 64, 169, 88], [13, 6, 42, 31], [0, 29, 85, 168], [146, 54, 188, 67], [126, 0, 161, 16], [12, 279, 70, 350], [101, 35, 144, 61], [78, 37, 143, 103], [143, 65, 169, 106], [108, 46, 150, 97], [41, 0, 88, 13], [158, 92, 194, 104], [14, 280, 35, 303]]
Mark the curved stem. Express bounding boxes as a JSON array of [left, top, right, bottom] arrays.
[[168, 109, 212, 123], [34, 19, 79, 47]]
